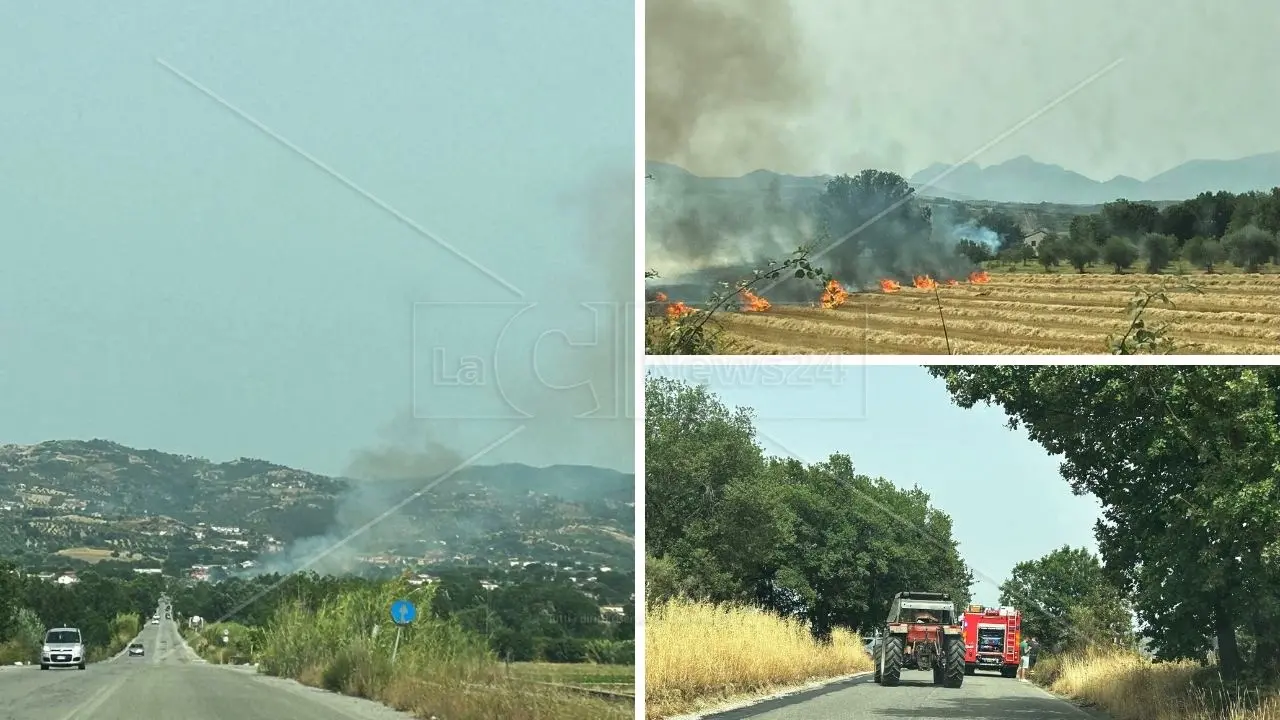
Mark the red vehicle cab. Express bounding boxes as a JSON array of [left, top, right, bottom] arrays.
[[961, 604, 1021, 678]]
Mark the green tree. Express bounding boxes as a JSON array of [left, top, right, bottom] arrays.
[[1036, 233, 1062, 271], [1063, 238, 1098, 273], [1140, 233, 1176, 274], [1102, 199, 1159, 238], [927, 366, 1280, 681], [956, 239, 994, 265], [1222, 225, 1278, 273], [1100, 236, 1139, 273], [999, 546, 1131, 653], [1157, 201, 1200, 242], [1183, 236, 1225, 273], [1069, 214, 1111, 247]]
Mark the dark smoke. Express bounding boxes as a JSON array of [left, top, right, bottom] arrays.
[[646, 0, 819, 176]]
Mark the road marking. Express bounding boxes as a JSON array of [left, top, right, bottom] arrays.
[[57, 674, 128, 720]]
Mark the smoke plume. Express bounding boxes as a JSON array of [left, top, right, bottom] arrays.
[[646, 0, 820, 176]]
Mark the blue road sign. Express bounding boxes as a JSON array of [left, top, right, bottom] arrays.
[[390, 599, 417, 625]]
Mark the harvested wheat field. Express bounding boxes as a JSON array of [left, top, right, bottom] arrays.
[[704, 272, 1280, 354]]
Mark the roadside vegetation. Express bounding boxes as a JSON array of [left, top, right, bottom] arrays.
[[932, 366, 1280, 720], [174, 572, 632, 720], [645, 598, 870, 719], [644, 375, 971, 717]]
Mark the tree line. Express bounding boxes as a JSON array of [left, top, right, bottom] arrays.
[[929, 366, 1280, 683], [959, 189, 1280, 273], [0, 560, 164, 662], [645, 374, 974, 640]]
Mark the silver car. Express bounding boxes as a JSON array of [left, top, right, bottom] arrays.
[[41, 627, 86, 670]]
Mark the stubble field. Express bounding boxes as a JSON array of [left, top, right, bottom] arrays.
[[700, 272, 1280, 355]]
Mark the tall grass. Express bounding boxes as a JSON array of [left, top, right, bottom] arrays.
[[646, 598, 872, 719], [1035, 648, 1280, 720], [248, 577, 628, 720]]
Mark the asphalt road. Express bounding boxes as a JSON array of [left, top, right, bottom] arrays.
[[700, 668, 1101, 720], [0, 601, 417, 720]]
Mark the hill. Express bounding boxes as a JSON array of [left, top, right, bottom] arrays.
[[649, 151, 1280, 208], [0, 439, 634, 576]]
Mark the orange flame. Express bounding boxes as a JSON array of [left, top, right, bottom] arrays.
[[946, 279, 959, 286], [913, 275, 938, 289], [879, 279, 902, 293], [653, 291, 669, 302], [739, 288, 771, 312], [666, 301, 694, 319], [821, 279, 850, 309], [968, 270, 990, 284]]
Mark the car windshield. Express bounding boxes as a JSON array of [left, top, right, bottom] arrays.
[[130, 643, 143, 649], [45, 630, 80, 644]]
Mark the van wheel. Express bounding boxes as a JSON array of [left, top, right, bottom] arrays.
[[78, 663, 86, 670], [40, 664, 48, 671]]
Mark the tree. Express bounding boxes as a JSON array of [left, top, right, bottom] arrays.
[[1191, 191, 1236, 239], [646, 374, 973, 641], [1183, 236, 1225, 273], [1000, 546, 1132, 652], [956, 239, 994, 265], [1140, 233, 1177, 274], [1100, 236, 1138, 273], [1222, 225, 1278, 273], [1157, 201, 1200, 242], [1069, 214, 1111, 247], [926, 366, 1280, 682], [1036, 233, 1062, 271], [1102, 199, 1159, 238], [1062, 238, 1098, 273], [981, 210, 1024, 251], [816, 170, 933, 275]]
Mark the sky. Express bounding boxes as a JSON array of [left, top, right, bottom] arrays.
[[647, 0, 1280, 181], [645, 363, 1104, 606], [0, 2, 634, 476]]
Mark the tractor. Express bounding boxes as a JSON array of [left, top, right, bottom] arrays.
[[873, 591, 966, 688]]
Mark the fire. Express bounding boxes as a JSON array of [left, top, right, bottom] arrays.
[[968, 270, 990, 284], [946, 279, 959, 286], [913, 275, 938, 290], [666, 301, 694, 319], [653, 291, 669, 302], [739, 289, 771, 312], [821, 279, 850, 309], [879, 279, 902, 293]]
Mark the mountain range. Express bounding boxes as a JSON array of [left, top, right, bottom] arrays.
[[0, 439, 635, 572], [647, 151, 1280, 205]]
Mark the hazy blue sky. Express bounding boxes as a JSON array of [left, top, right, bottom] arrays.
[[648, 0, 1280, 181], [645, 363, 1103, 606], [1, 2, 634, 475]]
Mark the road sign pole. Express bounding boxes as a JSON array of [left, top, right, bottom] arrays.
[[391, 626, 402, 664]]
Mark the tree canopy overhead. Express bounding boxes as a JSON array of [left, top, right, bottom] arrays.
[[928, 365, 1280, 680]]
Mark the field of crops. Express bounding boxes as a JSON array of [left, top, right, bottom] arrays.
[[693, 272, 1280, 355]]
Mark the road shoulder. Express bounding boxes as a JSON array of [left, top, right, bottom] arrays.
[[1021, 678, 1114, 719], [666, 672, 874, 720]]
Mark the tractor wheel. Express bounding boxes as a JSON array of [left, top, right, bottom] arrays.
[[881, 636, 904, 687], [942, 636, 965, 688], [933, 658, 944, 685]]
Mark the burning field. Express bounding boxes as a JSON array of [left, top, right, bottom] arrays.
[[647, 271, 1280, 355]]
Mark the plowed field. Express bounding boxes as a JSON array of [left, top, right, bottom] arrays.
[[704, 273, 1280, 355]]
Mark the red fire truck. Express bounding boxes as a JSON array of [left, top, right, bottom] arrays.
[[961, 604, 1021, 678]]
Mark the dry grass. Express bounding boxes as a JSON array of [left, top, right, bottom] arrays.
[[1035, 648, 1280, 720], [666, 272, 1280, 355], [251, 580, 630, 720], [645, 599, 872, 719]]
